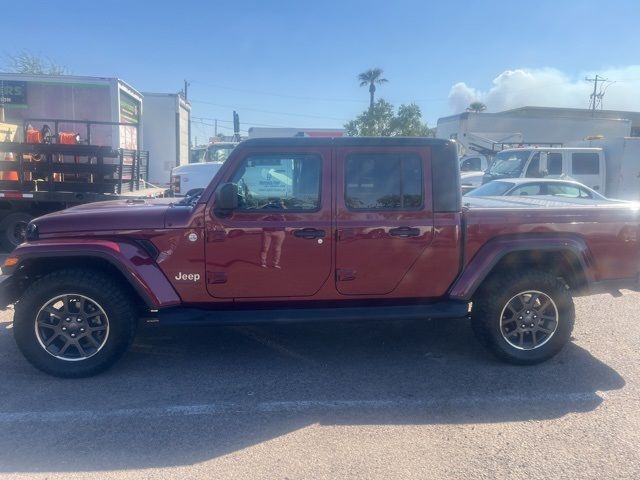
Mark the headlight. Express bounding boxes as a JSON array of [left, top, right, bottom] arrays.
[[171, 175, 181, 194]]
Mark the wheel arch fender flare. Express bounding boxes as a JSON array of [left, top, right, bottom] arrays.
[[449, 234, 596, 301], [6, 239, 181, 309]]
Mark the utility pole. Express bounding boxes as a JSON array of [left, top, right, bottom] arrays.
[[214, 119, 218, 137], [182, 80, 191, 154], [183, 80, 190, 101], [585, 75, 611, 113], [233, 111, 240, 142]]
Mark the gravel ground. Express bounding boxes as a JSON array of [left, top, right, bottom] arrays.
[[0, 291, 638, 479]]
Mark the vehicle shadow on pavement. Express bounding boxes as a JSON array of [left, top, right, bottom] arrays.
[[0, 316, 626, 472]]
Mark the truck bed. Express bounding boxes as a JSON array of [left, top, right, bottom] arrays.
[[462, 195, 640, 283]]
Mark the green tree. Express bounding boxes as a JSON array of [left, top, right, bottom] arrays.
[[391, 103, 433, 136], [345, 99, 434, 137], [3, 50, 69, 75], [345, 99, 395, 136], [466, 101, 487, 113], [358, 68, 388, 112]]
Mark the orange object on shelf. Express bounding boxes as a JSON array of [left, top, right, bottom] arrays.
[[0, 151, 18, 180], [58, 132, 78, 144], [26, 128, 43, 144]]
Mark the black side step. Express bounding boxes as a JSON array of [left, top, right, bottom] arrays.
[[152, 301, 470, 326]]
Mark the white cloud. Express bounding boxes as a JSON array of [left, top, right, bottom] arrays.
[[448, 66, 640, 114]]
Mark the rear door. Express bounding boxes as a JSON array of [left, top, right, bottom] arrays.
[[335, 147, 434, 295], [569, 151, 603, 192]]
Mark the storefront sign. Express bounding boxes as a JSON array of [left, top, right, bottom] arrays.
[[0, 80, 27, 106]]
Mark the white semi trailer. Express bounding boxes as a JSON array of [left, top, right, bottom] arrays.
[[141, 92, 191, 186]]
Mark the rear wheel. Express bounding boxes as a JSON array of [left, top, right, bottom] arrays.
[[471, 270, 575, 364], [0, 212, 34, 250], [13, 269, 138, 377]]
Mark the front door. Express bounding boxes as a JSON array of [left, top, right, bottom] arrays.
[[205, 147, 332, 298], [335, 147, 434, 295]]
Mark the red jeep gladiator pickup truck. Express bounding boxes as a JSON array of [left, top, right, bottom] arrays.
[[1, 137, 639, 377]]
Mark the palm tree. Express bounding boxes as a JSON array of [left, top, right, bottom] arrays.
[[358, 68, 388, 111], [467, 101, 487, 113]]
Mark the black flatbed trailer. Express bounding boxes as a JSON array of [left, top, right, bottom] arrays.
[[0, 141, 164, 250]]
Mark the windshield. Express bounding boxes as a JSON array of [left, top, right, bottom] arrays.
[[488, 150, 531, 176], [465, 181, 514, 197], [205, 145, 235, 163]]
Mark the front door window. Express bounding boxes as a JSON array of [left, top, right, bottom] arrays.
[[230, 154, 322, 211]]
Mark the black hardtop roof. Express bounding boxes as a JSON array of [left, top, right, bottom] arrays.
[[239, 136, 452, 148]]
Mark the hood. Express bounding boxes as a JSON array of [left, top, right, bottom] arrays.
[[172, 162, 224, 175], [32, 198, 178, 235]]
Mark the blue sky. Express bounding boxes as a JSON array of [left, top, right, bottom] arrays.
[[4, 0, 640, 139]]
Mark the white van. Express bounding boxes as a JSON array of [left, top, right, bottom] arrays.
[[483, 147, 606, 194]]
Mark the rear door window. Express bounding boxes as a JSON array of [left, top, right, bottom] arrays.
[[345, 153, 423, 210], [571, 153, 600, 175], [547, 184, 586, 198]]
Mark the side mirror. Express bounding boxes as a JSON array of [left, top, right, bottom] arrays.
[[538, 152, 548, 177], [215, 183, 239, 211]]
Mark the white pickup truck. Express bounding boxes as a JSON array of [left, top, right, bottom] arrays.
[[170, 142, 237, 196]]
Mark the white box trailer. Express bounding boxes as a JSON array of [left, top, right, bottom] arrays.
[[569, 137, 640, 201], [141, 93, 190, 185], [0, 73, 142, 149], [437, 109, 632, 157]]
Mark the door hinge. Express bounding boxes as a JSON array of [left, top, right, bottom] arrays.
[[336, 269, 357, 282]]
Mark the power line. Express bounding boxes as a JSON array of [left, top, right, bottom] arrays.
[[189, 98, 349, 122], [192, 116, 292, 129], [189, 79, 365, 104], [191, 118, 249, 134]]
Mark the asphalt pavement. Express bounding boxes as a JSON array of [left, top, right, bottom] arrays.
[[0, 291, 638, 479]]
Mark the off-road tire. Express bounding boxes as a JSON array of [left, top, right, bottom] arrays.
[[13, 269, 138, 377], [0, 212, 34, 250], [471, 270, 575, 364]]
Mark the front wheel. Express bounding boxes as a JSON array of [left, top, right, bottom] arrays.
[[471, 270, 575, 364], [13, 269, 138, 377], [0, 212, 34, 250]]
